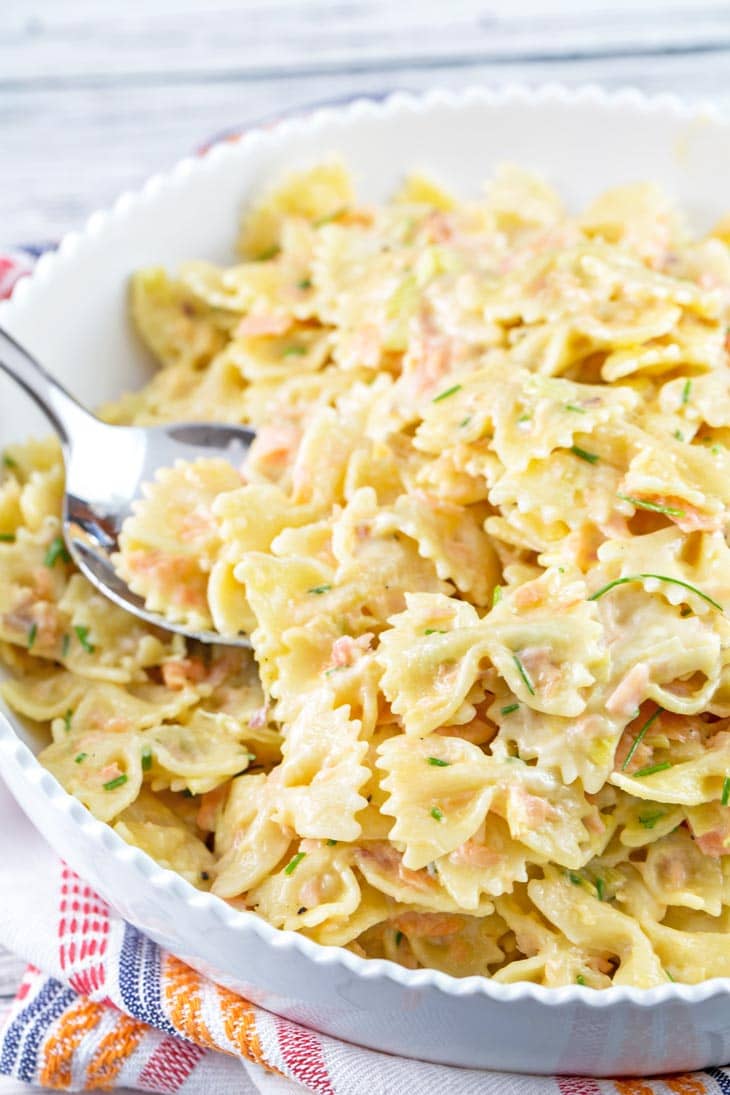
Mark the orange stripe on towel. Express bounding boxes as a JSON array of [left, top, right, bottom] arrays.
[[162, 954, 216, 1049], [614, 1081, 657, 1095], [39, 998, 105, 1089], [217, 985, 269, 1068], [664, 1077, 708, 1094], [84, 1013, 147, 1090]]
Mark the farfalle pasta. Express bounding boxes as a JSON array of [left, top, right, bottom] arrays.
[[6, 160, 730, 988]]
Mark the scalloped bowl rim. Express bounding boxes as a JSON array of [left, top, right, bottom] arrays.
[[2, 80, 730, 1014]]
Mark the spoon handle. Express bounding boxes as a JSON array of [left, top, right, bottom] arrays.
[[0, 326, 96, 447]]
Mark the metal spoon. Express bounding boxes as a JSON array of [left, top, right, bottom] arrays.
[[0, 326, 254, 647]]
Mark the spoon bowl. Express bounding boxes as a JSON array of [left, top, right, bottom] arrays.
[[1, 326, 254, 647]]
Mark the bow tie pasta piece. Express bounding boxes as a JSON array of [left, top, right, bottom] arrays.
[[211, 773, 291, 899], [378, 494, 498, 606], [612, 732, 730, 805], [39, 728, 144, 823], [489, 698, 625, 794], [642, 918, 730, 982], [486, 449, 625, 555], [659, 370, 730, 433], [245, 842, 361, 932], [376, 735, 497, 870], [354, 842, 494, 917], [484, 569, 606, 717], [618, 434, 730, 532], [237, 158, 354, 261], [270, 691, 369, 842], [56, 679, 199, 744], [596, 592, 723, 721], [306, 880, 394, 948], [615, 796, 685, 848], [388, 910, 508, 980], [604, 314, 726, 384], [145, 710, 255, 795], [208, 484, 320, 637], [130, 268, 229, 371], [635, 827, 724, 916], [58, 575, 184, 681], [1, 665, 87, 727], [376, 593, 488, 736], [434, 815, 536, 908], [529, 868, 665, 987], [0, 523, 72, 659], [580, 182, 688, 261], [115, 459, 242, 631], [114, 789, 215, 886], [494, 766, 606, 870], [493, 890, 613, 989], [594, 527, 730, 617]]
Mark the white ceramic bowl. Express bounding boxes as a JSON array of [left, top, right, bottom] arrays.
[[4, 85, 730, 1077]]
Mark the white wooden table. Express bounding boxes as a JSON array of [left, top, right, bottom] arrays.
[[3, 0, 730, 1089]]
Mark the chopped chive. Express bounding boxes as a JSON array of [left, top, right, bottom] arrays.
[[284, 851, 306, 875], [517, 413, 531, 424], [74, 625, 95, 653], [27, 622, 37, 650], [424, 628, 446, 635], [512, 654, 535, 696], [61, 633, 70, 658], [492, 585, 502, 607], [44, 535, 71, 567], [722, 776, 730, 806], [595, 877, 605, 901], [282, 345, 307, 357], [432, 384, 462, 403], [427, 757, 450, 767], [622, 708, 663, 771], [565, 403, 586, 414], [256, 245, 280, 261], [103, 773, 128, 791], [307, 584, 331, 595], [588, 574, 722, 612], [297, 277, 312, 290], [63, 710, 73, 733], [501, 703, 519, 716], [74, 752, 88, 764], [576, 974, 586, 985], [674, 429, 684, 442], [681, 379, 692, 405], [665, 968, 676, 982], [459, 416, 471, 427], [616, 494, 685, 518], [313, 206, 347, 227], [0, 532, 14, 542], [395, 929, 404, 946], [2, 453, 17, 469], [638, 811, 666, 829], [633, 761, 672, 779], [568, 872, 583, 885], [570, 445, 599, 464], [326, 839, 338, 846], [430, 806, 444, 821], [141, 746, 152, 772], [324, 667, 344, 676]]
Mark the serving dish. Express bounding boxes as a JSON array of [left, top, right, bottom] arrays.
[[3, 84, 730, 1076]]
